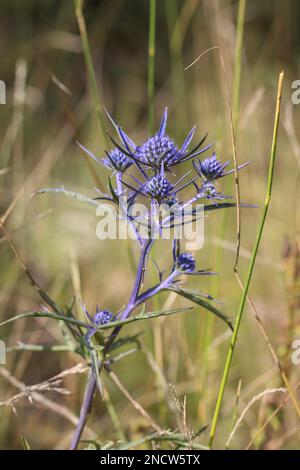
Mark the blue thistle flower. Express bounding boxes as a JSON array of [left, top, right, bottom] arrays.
[[94, 309, 113, 325], [82, 305, 113, 330], [196, 153, 228, 180], [134, 108, 213, 171], [82, 305, 114, 346], [177, 253, 196, 273], [102, 148, 133, 173], [143, 174, 174, 201], [106, 107, 213, 173], [76, 142, 132, 174], [122, 165, 197, 207], [194, 152, 249, 181], [193, 180, 228, 201], [202, 181, 220, 199], [163, 195, 179, 208], [136, 134, 180, 169]]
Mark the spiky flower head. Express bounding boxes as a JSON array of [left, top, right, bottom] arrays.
[[94, 309, 113, 325], [163, 194, 179, 208], [194, 153, 229, 181], [201, 181, 219, 199], [136, 134, 179, 170], [143, 174, 174, 202], [128, 108, 212, 171], [177, 252, 196, 273], [194, 152, 249, 182], [102, 148, 133, 173]]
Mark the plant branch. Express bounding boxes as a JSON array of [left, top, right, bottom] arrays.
[[69, 238, 154, 449]]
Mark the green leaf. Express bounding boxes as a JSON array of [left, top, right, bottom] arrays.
[[116, 431, 209, 450], [36, 186, 102, 207], [108, 347, 139, 365], [89, 348, 104, 398], [80, 440, 102, 450], [95, 306, 194, 332], [204, 202, 257, 213], [166, 286, 233, 330], [107, 333, 141, 353], [108, 177, 119, 203], [0, 311, 89, 329], [6, 342, 76, 353], [20, 433, 31, 450]]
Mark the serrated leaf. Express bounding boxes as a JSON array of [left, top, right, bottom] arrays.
[[204, 202, 257, 213], [95, 307, 194, 332], [36, 186, 102, 207], [0, 311, 89, 329], [166, 286, 233, 330]]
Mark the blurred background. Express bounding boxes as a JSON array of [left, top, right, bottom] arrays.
[[0, 0, 300, 450]]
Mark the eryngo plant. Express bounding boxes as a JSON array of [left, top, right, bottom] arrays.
[[34, 107, 249, 449]]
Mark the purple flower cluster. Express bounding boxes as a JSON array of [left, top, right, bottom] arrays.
[[193, 152, 249, 182], [94, 309, 113, 325], [136, 133, 179, 169], [177, 252, 196, 273], [38, 87, 253, 449], [78, 108, 249, 216], [102, 148, 133, 173], [82, 305, 114, 344], [143, 174, 174, 202], [76, 107, 248, 348], [79, 107, 248, 207]]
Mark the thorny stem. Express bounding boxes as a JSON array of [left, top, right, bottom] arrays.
[[116, 172, 142, 244], [70, 370, 97, 450], [70, 238, 154, 449], [137, 271, 178, 304]]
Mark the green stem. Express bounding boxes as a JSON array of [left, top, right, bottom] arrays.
[[103, 387, 126, 442], [198, 0, 247, 418], [232, 0, 247, 129], [74, 0, 107, 146], [6, 343, 74, 353], [209, 71, 284, 448], [165, 0, 187, 137], [148, 0, 157, 133]]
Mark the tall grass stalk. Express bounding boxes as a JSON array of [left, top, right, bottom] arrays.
[[235, 275, 300, 418], [165, 0, 187, 137], [147, 0, 157, 133], [198, 0, 247, 415], [103, 387, 126, 442], [208, 70, 284, 448], [147, 0, 166, 420], [74, 0, 107, 146], [232, 0, 247, 130], [231, 0, 247, 270]]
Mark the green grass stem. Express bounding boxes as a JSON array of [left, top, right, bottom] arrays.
[[208, 70, 284, 448], [74, 0, 107, 146], [147, 0, 157, 133]]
